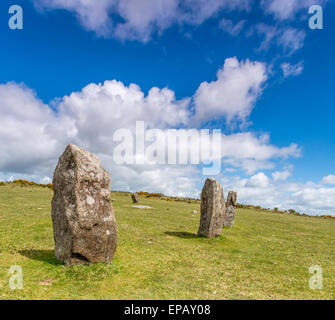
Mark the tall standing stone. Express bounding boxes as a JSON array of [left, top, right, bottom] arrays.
[[198, 178, 226, 238], [51, 144, 117, 266], [131, 192, 140, 203], [224, 191, 238, 228]]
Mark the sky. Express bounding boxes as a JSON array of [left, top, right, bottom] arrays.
[[0, 0, 335, 216]]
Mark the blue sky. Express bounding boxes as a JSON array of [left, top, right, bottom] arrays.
[[0, 0, 335, 215]]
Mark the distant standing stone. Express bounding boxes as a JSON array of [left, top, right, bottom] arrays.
[[131, 192, 140, 203], [51, 144, 117, 266], [198, 178, 226, 238], [224, 191, 238, 228]]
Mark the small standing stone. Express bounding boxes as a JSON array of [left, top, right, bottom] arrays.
[[224, 191, 238, 227], [131, 192, 140, 203], [198, 178, 226, 238], [51, 144, 117, 266]]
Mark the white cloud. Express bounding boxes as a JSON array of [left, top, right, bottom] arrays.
[[0, 82, 60, 174], [279, 28, 306, 55], [32, 0, 324, 53], [292, 187, 335, 213], [31, 0, 326, 67], [221, 174, 277, 209], [253, 24, 306, 55], [33, 0, 252, 41], [113, 0, 181, 42], [193, 57, 268, 124], [41, 176, 52, 184], [0, 79, 333, 215], [281, 61, 304, 78], [101, 161, 202, 197], [219, 19, 246, 36], [221, 133, 299, 160], [221, 133, 300, 174], [272, 170, 292, 181], [246, 172, 270, 188], [179, 0, 251, 25], [321, 174, 335, 185], [261, 0, 327, 20], [0, 67, 299, 199], [33, 0, 115, 36], [221, 176, 335, 215]]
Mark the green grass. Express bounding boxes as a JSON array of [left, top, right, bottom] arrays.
[[0, 184, 334, 300]]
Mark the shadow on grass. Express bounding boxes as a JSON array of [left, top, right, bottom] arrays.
[[165, 231, 199, 239], [19, 250, 62, 266]]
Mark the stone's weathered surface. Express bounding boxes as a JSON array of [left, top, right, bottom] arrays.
[[131, 192, 140, 203], [224, 191, 238, 227], [51, 144, 117, 266], [198, 178, 226, 238]]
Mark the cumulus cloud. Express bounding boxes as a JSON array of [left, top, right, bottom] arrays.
[[272, 170, 292, 181], [220, 174, 278, 209], [0, 83, 60, 174], [1, 78, 333, 215], [246, 172, 270, 188], [0, 62, 299, 197], [281, 61, 304, 78], [321, 174, 335, 185], [221, 176, 335, 216], [0, 80, 200, 196], [220, 133, 300, 174], [193, 57, 268, 124], [291, 185, 335, 213]]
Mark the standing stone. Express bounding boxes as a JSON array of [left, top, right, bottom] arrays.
[[198, 178, 226, 238], [224, 191, 238, 227], [51, 144, 117, 266], [131, 192, 140, 203]]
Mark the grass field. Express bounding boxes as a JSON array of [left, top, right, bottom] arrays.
[[0, 183, 334, 300]]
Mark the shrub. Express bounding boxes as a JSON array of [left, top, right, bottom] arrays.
[[139, 191, 164, 198]]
